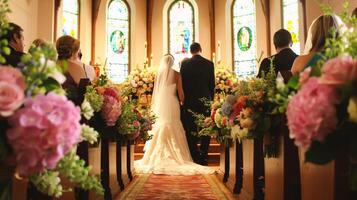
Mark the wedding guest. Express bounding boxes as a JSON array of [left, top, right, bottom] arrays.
[[257, 29, 298, 82], [2, 23, 25, 69], [56, 35, 94, 200], [31, 38, 47, 48], [291, 15, 342, 75], [56, 35, 95, 105]]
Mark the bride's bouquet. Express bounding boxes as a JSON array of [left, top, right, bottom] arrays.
[[0, 45, 103, 198]]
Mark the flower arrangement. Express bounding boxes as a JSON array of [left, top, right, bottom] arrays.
[[116, 102, 155, 142], [83, 75, 122, 127], [0, 44, 103, 198], [121, 67, 155, 107], [214, 67, 238, 102]]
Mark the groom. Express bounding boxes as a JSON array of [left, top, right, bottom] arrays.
[[180, 43, 215, 165]]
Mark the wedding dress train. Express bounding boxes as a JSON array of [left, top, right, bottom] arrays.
[[134, 55, 215, 175]]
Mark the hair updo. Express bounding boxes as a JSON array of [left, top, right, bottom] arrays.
[[56, 35, 80, 60]]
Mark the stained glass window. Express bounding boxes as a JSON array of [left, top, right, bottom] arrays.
[[62, 0, 79, 38], [283, 0, 300, 54], [168, 0, 194, 63], [107, 0, 129, 83], [232, 0, 257, 78]]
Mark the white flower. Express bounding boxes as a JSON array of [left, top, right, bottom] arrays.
[[81, 124, 99, 144], [131, 80, 138, 88], [81, 98, 94, 120], [231, 125, 249, 142]]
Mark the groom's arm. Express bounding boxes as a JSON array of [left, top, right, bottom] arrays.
[[208, 62, 215, 100]]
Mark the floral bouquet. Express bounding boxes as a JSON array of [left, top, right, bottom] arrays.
[[273, 4, 357, 190], [190, 99, 232, 144], [222, 78, 272, 142], [116, 102, 142, 141], [214, 67, 238, 102], [0, 45, 103, 198], [121, 67, 155, 107]]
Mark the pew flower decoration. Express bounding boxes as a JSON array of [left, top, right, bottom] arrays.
[[83, 75, 123, 127], [0, 43, 103, 198], [282, 5, 357, 190]]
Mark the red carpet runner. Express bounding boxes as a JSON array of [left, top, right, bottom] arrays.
[[117, 174, 236, 200]]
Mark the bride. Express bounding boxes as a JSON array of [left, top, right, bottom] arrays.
[[134, 54, 215, 175]]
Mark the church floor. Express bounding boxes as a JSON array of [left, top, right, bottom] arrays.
[[116, 172, 237, 200]]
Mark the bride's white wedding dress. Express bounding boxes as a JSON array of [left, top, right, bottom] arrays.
[[134, 55, 215, 175]]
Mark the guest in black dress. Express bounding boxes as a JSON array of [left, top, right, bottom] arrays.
[[257, 29, 298, 82], [56, 35, 96, 200], [2, 23, 25, 69]]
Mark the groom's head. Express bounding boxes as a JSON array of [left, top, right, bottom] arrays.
[[190, 43, 202, 55]]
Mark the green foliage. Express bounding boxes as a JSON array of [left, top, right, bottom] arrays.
[[21, 44, 65, 96], [56, 150, 104, 196], [84, 86, 104, 112], [0, 0, 10, 64], [116, 102, 141, 136], [29, 171, 63, 198]]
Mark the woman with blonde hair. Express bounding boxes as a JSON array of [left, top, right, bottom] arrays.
[[291, 14, 344, 75]]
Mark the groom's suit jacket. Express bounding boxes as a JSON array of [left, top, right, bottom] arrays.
[[180, 55, 215, 115]]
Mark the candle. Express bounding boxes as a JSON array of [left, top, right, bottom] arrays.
[[217, 41, 221, 64], [150, 53, 153, 67], [144, 41, 147, 60]]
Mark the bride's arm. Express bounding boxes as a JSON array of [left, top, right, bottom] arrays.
[[175, 71, 185, 105]]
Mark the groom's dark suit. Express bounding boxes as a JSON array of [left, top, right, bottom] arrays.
[[180, 55, 215, 165]]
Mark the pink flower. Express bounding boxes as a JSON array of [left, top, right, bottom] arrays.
[[101, 95, 122, 126], [133, 120, 140, 127], [286, 78, 340, 149], [0, 66, 26, 90], [6, 93, 81, 176], [299, 67, 311, 85], [320, 56, 357, 85], [0, 66, 26, 117]]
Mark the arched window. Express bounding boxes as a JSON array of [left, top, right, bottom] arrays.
[[62, 0, 79, 38], [282, 0, 300, 54], [232, 0, 257, 78], [107, 0, 129, 83], [168, 0, 195, 62]]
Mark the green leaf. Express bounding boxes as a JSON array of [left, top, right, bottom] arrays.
[[287, 75, 299, 90], [42, 77, 61, 93], [309, 65, 322, 77]]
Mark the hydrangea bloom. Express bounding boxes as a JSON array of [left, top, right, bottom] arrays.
[[286, 78, 339, 148], [6, 93, 81, 176], [320, 56, 357, 85]]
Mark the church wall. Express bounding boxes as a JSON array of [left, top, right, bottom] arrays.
[[8, 0, 39, 52], [37, 0, 54, 44], [78, 0, 93, 64]]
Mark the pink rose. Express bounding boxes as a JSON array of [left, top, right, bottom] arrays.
[[287, 78, 340, 149], [0, 66, 26, 90], [0, 66, 26, 117], [6, 93, 81, 176], [320, 56, 357, 85], [101, 95, 122, 126]]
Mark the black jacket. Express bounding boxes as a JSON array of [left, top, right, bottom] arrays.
[[4, 46, 25, 69], [257, 48, 298, 78], [180, 55, 215, 113]]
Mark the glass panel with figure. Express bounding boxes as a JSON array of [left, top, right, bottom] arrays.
[[283, 0, 300, 54], [62, 0, 79, 38], [107, 0, 129, 83], [169, 0, 194, 63], [232, 0, 257, 78]]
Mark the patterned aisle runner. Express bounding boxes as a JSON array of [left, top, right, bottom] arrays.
[[117, 174, 236, 200]]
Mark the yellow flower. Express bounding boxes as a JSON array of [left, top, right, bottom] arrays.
[[348, 96, 357, 123]]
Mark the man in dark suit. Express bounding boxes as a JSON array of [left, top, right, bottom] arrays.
[[180, 43, 215, 165], [2, 23, 25, 69], [257, 29, 298, 82]]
